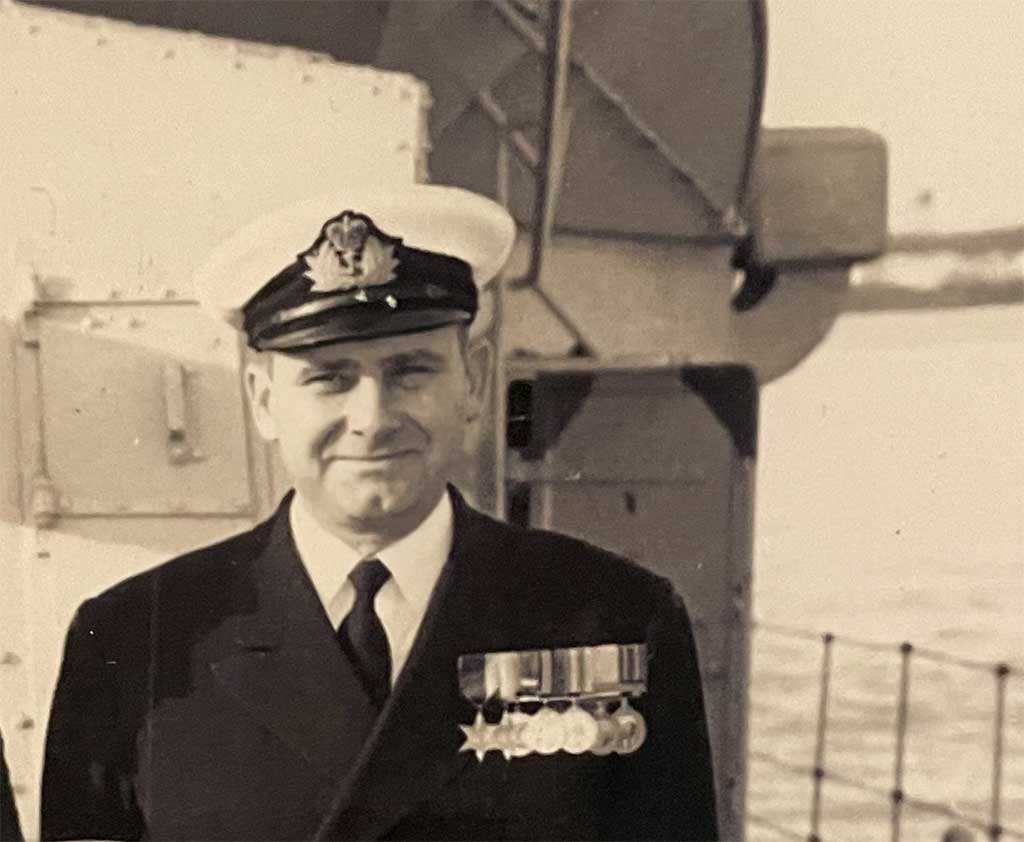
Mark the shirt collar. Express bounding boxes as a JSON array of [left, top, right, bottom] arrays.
[[377, 492, 454, 610], [289, 491, 454, 612]]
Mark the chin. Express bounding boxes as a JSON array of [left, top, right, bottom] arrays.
[[308, 462, 445, 528], [337, 479, 426, 523]]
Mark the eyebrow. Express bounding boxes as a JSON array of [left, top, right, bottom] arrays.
[[295, 360, 359, 383], [384, 350, 448, 368], [295, 349, 448, 380]]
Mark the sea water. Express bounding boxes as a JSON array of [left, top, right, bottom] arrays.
[[748, 305, 1024, 841]]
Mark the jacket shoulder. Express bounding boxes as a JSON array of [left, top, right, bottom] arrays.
[[77, 516, 273, 627], [463, 504, 677, 610]]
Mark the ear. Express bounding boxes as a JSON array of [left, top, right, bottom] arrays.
[[463, 337, 492, 424], [244, 357, 279, 443]]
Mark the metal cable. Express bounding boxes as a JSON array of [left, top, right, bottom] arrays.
[[749, 622, 1023, 842], [753, 620, 1022, 675], [752, 752, 1024, 842]]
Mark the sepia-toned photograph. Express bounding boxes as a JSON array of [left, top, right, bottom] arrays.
[[0, 1, 1020, 840]]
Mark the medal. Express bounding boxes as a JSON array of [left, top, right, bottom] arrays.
[[551, 646, 586, 697], [457, 653, 487, 705], [560, 702, 599, 755], [485, 651, 522, 702], [507, 710, 532, 757], [458, 643, 650, 760], [495, 707, 532, 760], [618, 643, 648, 695], [589, 701, 618, 756], [611, 698, 647, 755], [584, 643, 622, 694], [458, 709, 495, 762], [521, 705, 564, 755]]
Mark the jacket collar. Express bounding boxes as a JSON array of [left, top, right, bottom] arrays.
[[313, 485, 515, 840], [209, 487, 518, 840], [209, 491, 379, 774]]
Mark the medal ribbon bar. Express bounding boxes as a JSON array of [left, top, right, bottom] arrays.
[[457, 643, 648, 705]]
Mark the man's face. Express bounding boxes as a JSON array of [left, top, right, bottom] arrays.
[[246, 325, 489, 535]]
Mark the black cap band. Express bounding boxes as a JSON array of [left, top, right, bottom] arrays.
[[241, 211, 477, 351]]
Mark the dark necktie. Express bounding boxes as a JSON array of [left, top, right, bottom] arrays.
[[337, 558, 392, 708]]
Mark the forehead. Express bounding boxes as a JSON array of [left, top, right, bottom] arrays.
[[274, 325, 460, 370]]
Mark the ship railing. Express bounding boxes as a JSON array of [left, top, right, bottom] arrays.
[[746, 619, 1021, 842]]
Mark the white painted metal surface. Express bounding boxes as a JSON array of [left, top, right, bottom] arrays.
[[1, 1, 428, 303], [0, 5, 427, 835]]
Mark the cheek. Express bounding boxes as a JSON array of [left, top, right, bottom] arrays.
[[407, 386, 466, 434], [271, 398, 331, 457]]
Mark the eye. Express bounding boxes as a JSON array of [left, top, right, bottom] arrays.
[[303, 371, 358, 393], [390, 365, 437, 390]]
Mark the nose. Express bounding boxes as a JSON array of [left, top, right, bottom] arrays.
[[345, 375, 399, 439]]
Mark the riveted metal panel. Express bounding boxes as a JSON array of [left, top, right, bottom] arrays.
[[33, 303, 252, 517], [0, 1, 428, 302]]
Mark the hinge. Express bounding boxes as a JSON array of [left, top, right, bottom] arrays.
[[18, 308, 39, 347]]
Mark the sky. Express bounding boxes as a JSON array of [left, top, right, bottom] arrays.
[[764, 0, 1024, 235], [756, 1, 1024, 659]]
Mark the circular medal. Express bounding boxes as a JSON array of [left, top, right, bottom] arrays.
[[521, 705, 565, 755], [560, 704, 600, 755], [495, 709, 532, 759], [506, 710, 533, 758], [612, 700, 647, 755], [589, 702, 618, 756]]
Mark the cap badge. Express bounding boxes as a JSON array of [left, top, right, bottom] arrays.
[[302, 211, 400, 293]]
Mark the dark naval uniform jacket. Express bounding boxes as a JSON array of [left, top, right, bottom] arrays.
[[1, 732, 24, 842], [41, 488, 718, 841]]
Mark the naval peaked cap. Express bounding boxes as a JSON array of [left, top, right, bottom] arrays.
[[194, 184, 516, 351]]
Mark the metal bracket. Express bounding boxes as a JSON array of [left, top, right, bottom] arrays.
[[506, 371, 594, 461], [8, 263, 43, 346], [18, 309, 39, 347], [30, 473, 60, 529], [162, 361, 204, 465]]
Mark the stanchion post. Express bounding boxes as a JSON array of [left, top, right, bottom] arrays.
[[891, 642, 913, 842], [809, 632, 834, 842], [988, 663, 1010, 841]]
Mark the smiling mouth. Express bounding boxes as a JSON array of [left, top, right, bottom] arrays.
[[332, 452, 417, 463]]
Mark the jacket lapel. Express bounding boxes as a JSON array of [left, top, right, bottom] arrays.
[[315, 489, 515, 840], [209, 496, 379, 775]]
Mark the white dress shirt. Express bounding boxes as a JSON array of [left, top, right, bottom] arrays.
[[289, 492, 454, 686]]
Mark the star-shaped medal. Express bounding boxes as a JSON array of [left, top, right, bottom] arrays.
[[458, 710, 494, 762]]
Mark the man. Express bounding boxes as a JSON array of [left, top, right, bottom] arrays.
[[41, 184, 718, 841]]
